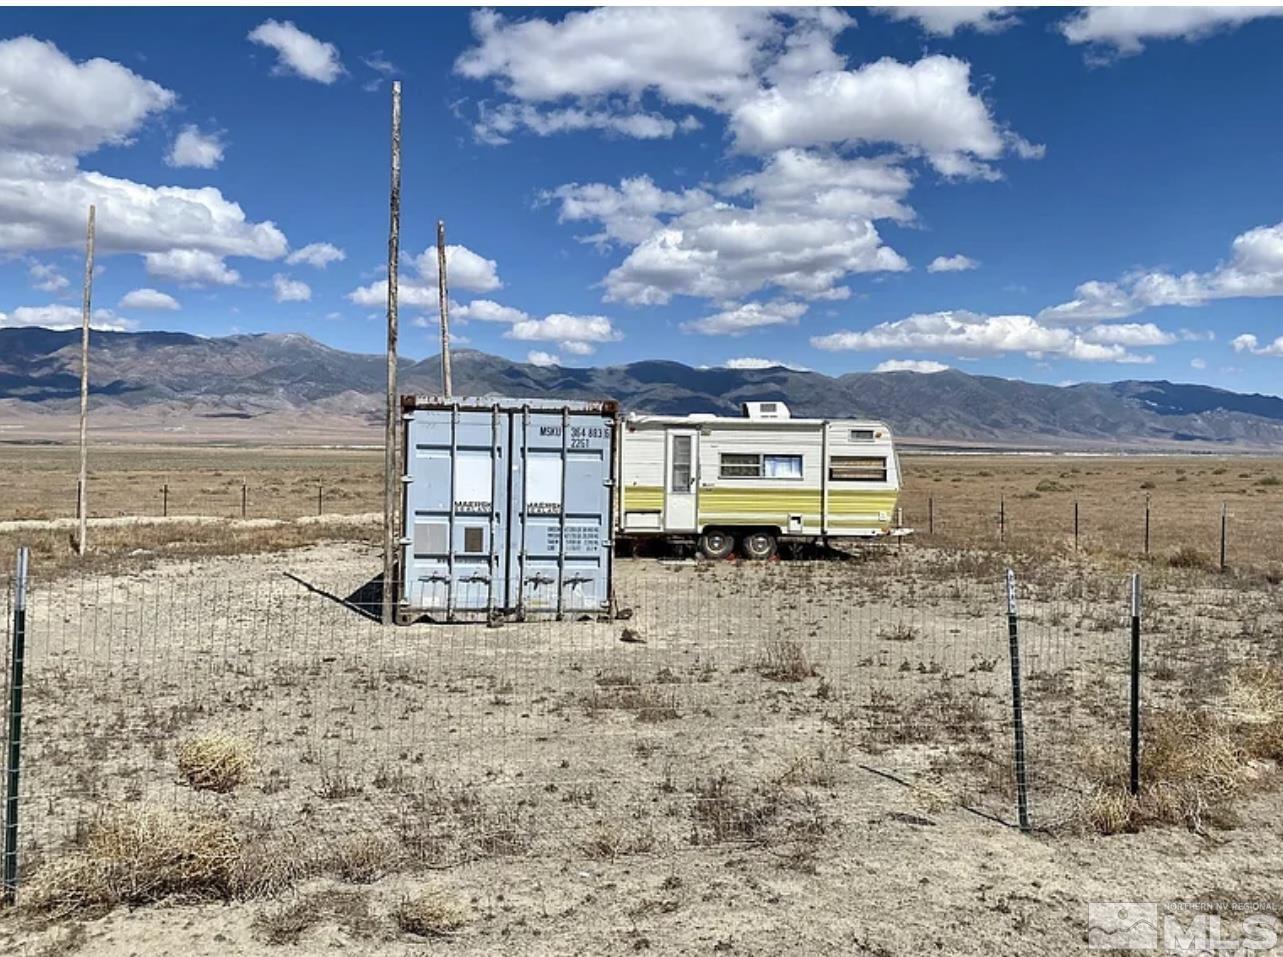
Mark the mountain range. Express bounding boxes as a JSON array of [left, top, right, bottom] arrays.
[[3, 327, 1282, 449]]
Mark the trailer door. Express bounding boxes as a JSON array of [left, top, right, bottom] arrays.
[[664, 428, 698, 532]]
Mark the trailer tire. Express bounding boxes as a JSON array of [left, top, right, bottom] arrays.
[[741, 531, 777, 561], [699, 529, 735, 560]]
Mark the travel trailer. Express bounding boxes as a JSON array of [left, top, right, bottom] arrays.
[[616, 402, 902, 559]]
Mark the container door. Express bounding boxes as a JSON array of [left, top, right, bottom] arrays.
[[402, 405, 507, 615], [664, 429, 698, 532], [509, 409, 613, 615]]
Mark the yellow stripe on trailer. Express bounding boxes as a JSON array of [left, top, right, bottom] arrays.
[[622, 485, 663, 511], [698, 487, 899, 530]]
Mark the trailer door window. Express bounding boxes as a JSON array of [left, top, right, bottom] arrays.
[[719, 453, 761, 478], [829, 455, 887, 482], [764, 454, 803, 479], [670, 434, 693, 491]]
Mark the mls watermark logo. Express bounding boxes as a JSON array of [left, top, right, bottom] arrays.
[[1089, 903, 1159, 950], [1089, 901, 1281, 953]]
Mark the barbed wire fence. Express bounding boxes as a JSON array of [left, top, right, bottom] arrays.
[[2, 540, 1278, 913]]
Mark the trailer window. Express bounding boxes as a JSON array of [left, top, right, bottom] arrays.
[[764, 454, 803, 479], [719, 453, 761, 478], [829, 455, 887, 482], [849, 428, 876, 442], [670, 434, 693, 491], [719, 453, 803, 479]]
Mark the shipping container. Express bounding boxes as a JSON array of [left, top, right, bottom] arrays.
[[398, 396, 618, 623]]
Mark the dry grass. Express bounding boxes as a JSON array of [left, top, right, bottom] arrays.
[[394, 890, 471, 938], [320, 834, 399, 884], [1168, 545, 1213, 571], [22, 806, 242, 916], [757, 636, 818, 681], [176, 733, 254, 793], [253, 889, 380, 945], [1077, 674, 1283, 835]]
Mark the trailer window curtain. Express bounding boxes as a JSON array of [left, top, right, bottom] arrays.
[[764, 454, 803, 478], [829, 455, 887, 482]]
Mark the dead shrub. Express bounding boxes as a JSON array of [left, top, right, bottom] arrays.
[[24, 806, 241, 916], [582, 822, 657, 860], [321, 833, 399, 884], [395, 890, 471, 938], [397, 784, 536, 865], [880, 623, 917, 643], [176, 733, 253, 793], [757, 637, 817, 682], [254, 889, 379, 945], [582, 683, 680, 722], [1077, 708, 1254, 834], [690, 773, 784, 844], [1168, 546, 1213, 571]]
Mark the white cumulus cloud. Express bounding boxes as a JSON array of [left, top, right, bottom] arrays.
[[118, 287, 179, 310], [145, 249, 240, 286], [873, 358, 950, 373], [286, 242, 345, 268], [812, 310, 1153, 364], [28, 260, 68, 292], [506, 313, 621, 354], [730, 55, 1037, 179], [248, 19, 344, 84], [878, 7, 1019, 36], [1232, 333, 1283, 357], [165, 125, 225, 169], [682, 301, 809, 336], [271, 274, 311, 302], [526, 350, 560, 367], [722, 357, 810, 371], [0, 303, 136, 331], [1040, 220, 1283, 325], [1059, 7, 1283, 58], [347, 243, 502, 309], [0, 39, 288, 273], [927, 254, 978, 273], [453, 299, 528, 323], [0, 36, 174, 156]]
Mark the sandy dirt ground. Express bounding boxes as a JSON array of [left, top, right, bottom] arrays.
[[0, 541, 1280, 955]]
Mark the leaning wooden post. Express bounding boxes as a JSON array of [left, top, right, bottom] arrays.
[[1005, 569, 1032, 832], [381, 81, 402, 626], [76, 205, 95, 556], [436, 220, 452, 397]]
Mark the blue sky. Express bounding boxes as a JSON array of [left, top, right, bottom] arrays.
[[4, 7, 1283, 392]]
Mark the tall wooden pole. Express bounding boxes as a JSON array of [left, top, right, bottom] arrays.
[[76, 205, 95, 556], [436, 220, 452, 397], [381, 81, 402, 626]]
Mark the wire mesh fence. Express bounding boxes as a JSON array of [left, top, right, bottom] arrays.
[[2, 542, 1280, 909]]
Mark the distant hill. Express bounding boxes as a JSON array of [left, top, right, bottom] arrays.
[[4, 327, 1283, 449]]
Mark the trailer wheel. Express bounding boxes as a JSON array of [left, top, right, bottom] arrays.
[[699, 529, 735, 560], [741, 531, 777, 561]]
